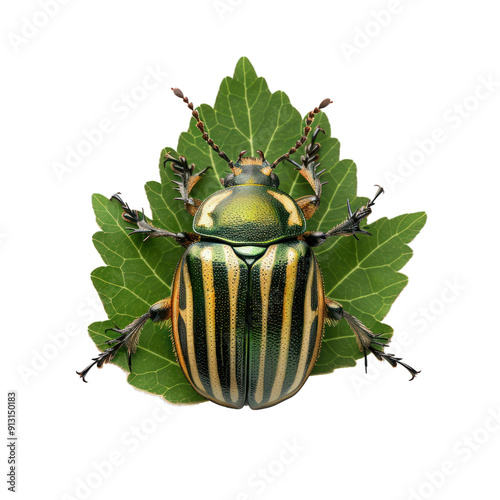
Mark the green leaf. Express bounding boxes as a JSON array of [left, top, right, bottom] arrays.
[[87, 57, 426, 404]]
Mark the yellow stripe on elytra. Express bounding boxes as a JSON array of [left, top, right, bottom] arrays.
[[269, 247, 298, 402], [200, 246, 224, 402], [179, 261, 205, 395], [223, 245, 241, 403], [267, 190, 302, 226], [254, 245, 277, 404], [311, 259, 325, 366], [289, 258, 317, 393], [197, 190, 233, 227]]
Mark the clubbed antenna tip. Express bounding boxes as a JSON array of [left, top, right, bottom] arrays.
[[172, 87, 184, 99], [319, 98, 333, 109]]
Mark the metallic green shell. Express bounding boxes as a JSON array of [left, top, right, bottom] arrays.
[[192, 185, 306, 244]]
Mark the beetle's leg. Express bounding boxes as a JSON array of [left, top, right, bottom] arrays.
[[325, 298, 420, 380], [164, 153, 211, 216], [300, 185, 384, 246], [77, 298, 171, 382], [326, 185, 384, 239], [287, 127, 328, 220], [111, 193, 200, 247]]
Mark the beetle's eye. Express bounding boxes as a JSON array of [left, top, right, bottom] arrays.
[[223, 173, 235, 187], [270, 172, 280, 188]]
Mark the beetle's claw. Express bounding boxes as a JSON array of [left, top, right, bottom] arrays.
[[367, 185, 384, 208], [341, 310, 418, 379], [331, 186, 383, 238], [110, 192, 125, 206], [310, 126, 325, 146], [76, 369, 89, 383], [324, 200, 375, 239], [285, 126, 326, 215], [76, 349, 117, 383], [164, 153, 211, 208], [368, 347, 421, 380], [111, 192, 146, 225], [77, 313, 151, 381], [346, 199, 353, 218]]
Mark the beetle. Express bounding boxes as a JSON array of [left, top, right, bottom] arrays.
[[77, 87, 419, 409]]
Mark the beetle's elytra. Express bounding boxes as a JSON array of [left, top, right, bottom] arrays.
[[78, 87, 419, 409]]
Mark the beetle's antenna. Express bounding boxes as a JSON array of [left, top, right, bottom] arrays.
[[172, 88, 234, 169], [270, 98, 332, 169]]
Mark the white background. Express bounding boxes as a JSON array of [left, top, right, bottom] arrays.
[[2, 1, 500, 499]]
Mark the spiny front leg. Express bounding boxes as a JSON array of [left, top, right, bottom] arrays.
[[301, 185, 384, 246], [111, 193, 200, 247], [325, 185, 384, 239], [287, 126, 329, 220], [325, 299, 420, 380], [76, 298, 171, 382], [164, 152, 211, 216]]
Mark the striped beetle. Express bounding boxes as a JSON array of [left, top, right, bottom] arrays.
[[77, 88, 418, 409]]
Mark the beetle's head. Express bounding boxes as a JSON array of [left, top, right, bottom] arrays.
[[222, 150, 279, 188]]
